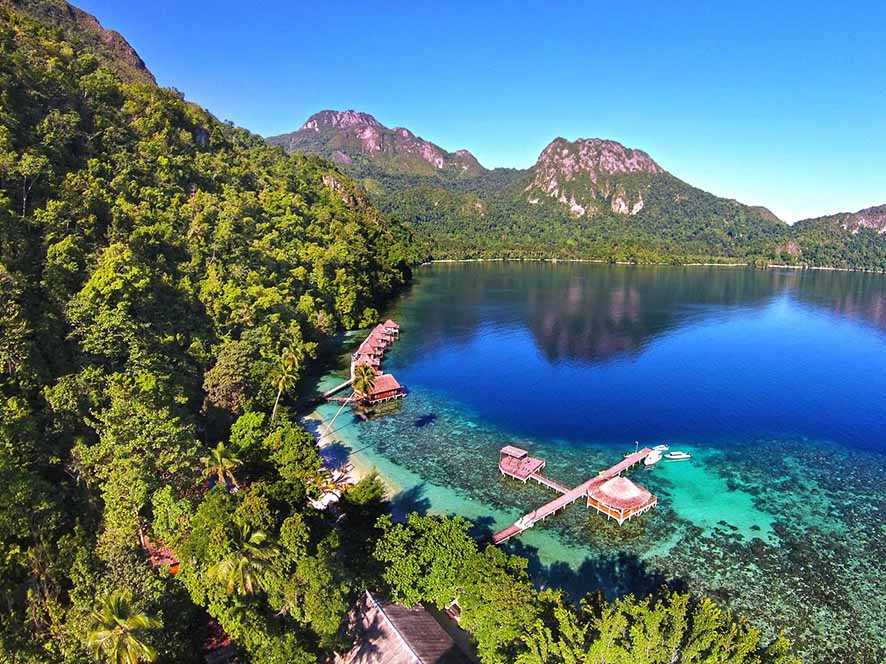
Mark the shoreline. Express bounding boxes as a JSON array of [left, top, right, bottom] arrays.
[[423, 257, 885, 273], [302, 408, 402, 499]]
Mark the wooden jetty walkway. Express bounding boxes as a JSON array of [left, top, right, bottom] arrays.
[[326, 320, 405, 405], [322, 379, 353, 399], [492, 446, 658, 544]]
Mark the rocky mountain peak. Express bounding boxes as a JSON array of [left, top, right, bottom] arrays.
[[269, 109, 485, 176], [537, 137, 664, 178], [849, 204, 886, 234], [5, 0, 155, 84], [526, 137, 665, 218], [301, 109, 382, 132]]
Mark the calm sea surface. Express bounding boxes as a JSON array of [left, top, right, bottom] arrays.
[[314, 263, 886, 662]]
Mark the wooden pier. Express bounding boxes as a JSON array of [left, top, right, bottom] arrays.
[[328, 320, 405, 405], [493, 446, 658, 544], [322, 379, 353, 399]]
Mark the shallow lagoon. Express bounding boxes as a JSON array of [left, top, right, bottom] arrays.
[[313, 263, 886, 662]]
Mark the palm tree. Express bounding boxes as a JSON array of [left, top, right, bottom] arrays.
[[327, 363, 377, 431], [271, 346, 301, 422], [306, 466, 349, 497], [201, 442, 243, 491], [351, 363, 377, 401], [86, 590, 160, 664], [208, 524, 278, 596]]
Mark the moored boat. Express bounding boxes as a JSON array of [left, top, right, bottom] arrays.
[[644, 450, 663, 466], [664, 451, 691, 461]]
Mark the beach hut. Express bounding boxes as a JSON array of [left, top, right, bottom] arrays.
[[337, 591, 469, 663]]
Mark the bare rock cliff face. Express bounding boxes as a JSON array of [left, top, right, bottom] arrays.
[[848, 205, 886, 234], [525, 138, 664, 218], [271, 110, 485, 175], [800, 204, 886, 236]]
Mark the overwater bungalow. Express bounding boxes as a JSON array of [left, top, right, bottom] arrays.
[[362, 373, 405, 404], [586, 475, 657, 525], [498, 445, 546, 480], [373, 323, 396, 340], [353, 355, 381, 372], [494, 445, 658, 543], [383, 319, 400, 336], [355, 335, 386, 359]]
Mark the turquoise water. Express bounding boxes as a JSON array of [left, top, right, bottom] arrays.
[[312, 263, 886, 662]]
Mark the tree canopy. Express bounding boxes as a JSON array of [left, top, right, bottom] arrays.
[[0, 3, 803, 663]]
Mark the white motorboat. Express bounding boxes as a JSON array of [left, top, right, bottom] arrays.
[[644, 450, 663, 466], [665, 451, 692, 461], [652, 444, 670, 452]]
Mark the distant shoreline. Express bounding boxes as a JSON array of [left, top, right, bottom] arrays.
[[423, 258, 885, 274]]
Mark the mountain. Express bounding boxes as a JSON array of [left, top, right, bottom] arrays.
[[797, 204, 886, 235], [0, 3, 414, 662], [268, 110, 485, 176], [269, 110, 886, 269], [788, 204, 886, 268], [269, 110, 790, 263], [3, 0, 155, 83], [525, 137, 664, 217]]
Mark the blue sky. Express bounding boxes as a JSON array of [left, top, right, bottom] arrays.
[[78, 1, 885, 222]]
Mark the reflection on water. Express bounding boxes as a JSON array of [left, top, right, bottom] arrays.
[[384, 263, 886, 451], [397, 263, 886, 364], [316, 263, 886, 663], [792, 268, 886, 331]]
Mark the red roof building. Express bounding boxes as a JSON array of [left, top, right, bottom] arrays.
[[586, 475, 657, 524], [373, 323, 395, 339], [365, 373, 405, 404], [355, 339, 384, 359], [353, 356, 381, 373], [498, 446, 546, 481]]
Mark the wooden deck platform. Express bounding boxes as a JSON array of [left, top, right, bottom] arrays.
[[326, 321, 406, 406], [493, 447, 657, 544]]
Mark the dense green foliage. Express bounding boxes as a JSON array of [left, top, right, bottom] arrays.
[[281, 120, 886, 270], [0, 4, 411, 661], [789, 217, 886, 270], [336, 164, 777, 263], [374, 514, 800, 664], [361, 167, 886, 269], [0, 3, 803, 663]]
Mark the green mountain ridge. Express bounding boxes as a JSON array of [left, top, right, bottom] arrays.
[[2, 0, 155, 83], [271, 110, 885, 269], [0, 2, 413, 661]]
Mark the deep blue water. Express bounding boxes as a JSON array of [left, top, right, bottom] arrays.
[[384, 263, 886, 452], [315, 263, 886, 661]]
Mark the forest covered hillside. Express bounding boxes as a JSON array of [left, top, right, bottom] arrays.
[[0, 2, 414, 660], [0, 2, 804, 663], [2, 0, 155, 83], [273, 110, 886, 270]]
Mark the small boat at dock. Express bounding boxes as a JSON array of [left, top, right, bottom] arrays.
[[644, 450, 663, 466], [664, 451, 691, 461], [653, 444, 669, 452]]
